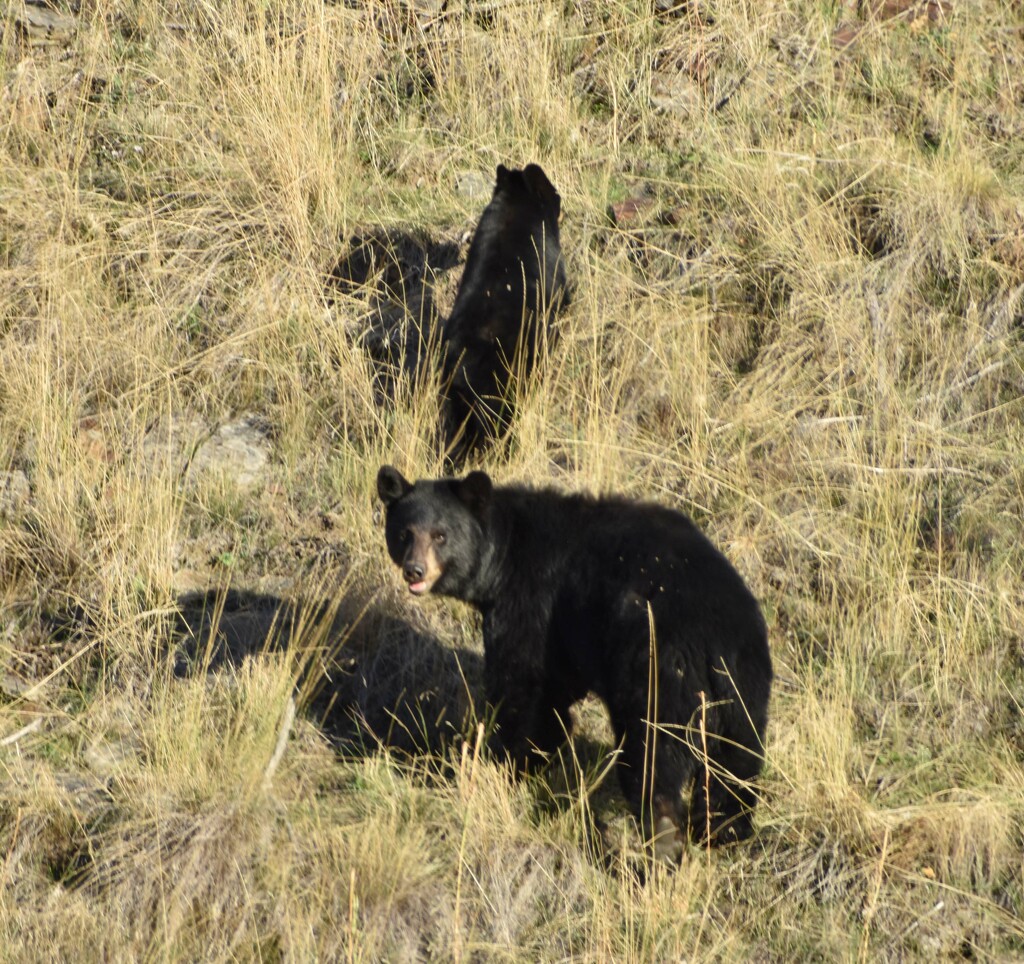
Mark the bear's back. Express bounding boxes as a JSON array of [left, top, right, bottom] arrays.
[[493, 487, 749, 601]]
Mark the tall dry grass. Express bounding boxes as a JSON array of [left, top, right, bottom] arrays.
[[2, 0, 1024, 959]]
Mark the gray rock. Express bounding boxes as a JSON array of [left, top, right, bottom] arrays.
[[0, 672, 34, 699], [85, 736, 140, 777], [650, 70, 700, 118], [455, 170, 492, 201], [188, 414, 272, 490], [142, 413, 272, 490], [141, 414, 207, 476], [15, 1, 77, 44], [572, 63, 598, 97], [0, 470, 30, 514]]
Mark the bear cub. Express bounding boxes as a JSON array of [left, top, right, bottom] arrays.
[[377, 465, 772, 862], [441, 164, 569, 462]]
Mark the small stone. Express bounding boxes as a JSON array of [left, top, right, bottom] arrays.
[[608, 196, 657, 228], [14, 1, 77, 44], [77, 416, 115, 464], [85, 736, 140, 777], [321, 511, 344, 531], [170, 568, 210, 595], [455, 170, 491, 201], [0, 470, 30, 514], [868, 0, 952, 22], [0, 672, 34, 699], [833, 24, 862, 49]]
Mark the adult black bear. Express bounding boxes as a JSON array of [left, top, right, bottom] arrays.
[[441, 164, 569, 463], [377, 465, 772, 862]]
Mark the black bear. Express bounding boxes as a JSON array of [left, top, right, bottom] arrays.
[[441, 164, 569, 463], [377, 465, 772, 861]]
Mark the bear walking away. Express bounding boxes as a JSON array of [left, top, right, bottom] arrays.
[[377, 465, 772, 862], [441, 164, 569, 463]]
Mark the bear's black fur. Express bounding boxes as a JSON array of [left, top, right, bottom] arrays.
[[377, 465, 772, 861], [441, 164, 568, 463]]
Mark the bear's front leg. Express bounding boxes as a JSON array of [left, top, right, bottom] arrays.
[[482, 619, 571, 771]]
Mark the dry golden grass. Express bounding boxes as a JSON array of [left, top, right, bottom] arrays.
[[2, 0, 1024, 959]]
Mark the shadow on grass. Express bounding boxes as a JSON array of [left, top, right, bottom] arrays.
[[35, 587, 697, 876], [171, 587, 484, 760], [326, 227, 463, 397]]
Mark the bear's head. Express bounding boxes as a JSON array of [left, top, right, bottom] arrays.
[[494, 163, 561, 223], [489, 164, 563, 274], [460, 163, 566, 314], [377, 465, 493, 600]]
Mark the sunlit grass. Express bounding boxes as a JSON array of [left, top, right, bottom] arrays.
[[2, 0, 1023, 958]]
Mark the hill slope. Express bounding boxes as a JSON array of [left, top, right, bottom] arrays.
[[2, 0, 1023, 959]]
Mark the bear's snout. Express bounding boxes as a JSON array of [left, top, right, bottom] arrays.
[[396, 532, 443, 596]]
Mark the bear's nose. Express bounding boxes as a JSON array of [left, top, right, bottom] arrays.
[[403, 561, 425, 583]]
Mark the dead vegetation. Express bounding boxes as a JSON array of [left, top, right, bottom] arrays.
[[2, 0, 1024, 959]]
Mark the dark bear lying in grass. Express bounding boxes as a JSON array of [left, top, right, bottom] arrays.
[[441, 163, 569, 463], [377, 465, 772, 861]]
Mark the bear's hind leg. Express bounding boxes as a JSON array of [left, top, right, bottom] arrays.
[[613, 714, 693, 865], [687, 735, 763, 847]]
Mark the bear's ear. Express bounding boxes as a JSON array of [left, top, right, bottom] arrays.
[[495, 164, 526, 197], [523, 164, 559, 211], [377, 465, 412, 505], [456, 470, 492, 513]]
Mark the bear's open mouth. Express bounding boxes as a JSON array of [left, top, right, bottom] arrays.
[[405, 570, 439, 595]]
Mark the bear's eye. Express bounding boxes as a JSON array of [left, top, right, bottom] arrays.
[[400, 528, 412, 544], [432, 531, 446, 545]]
